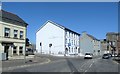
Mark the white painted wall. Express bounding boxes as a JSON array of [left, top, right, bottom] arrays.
[[36, 22, 65, 55]]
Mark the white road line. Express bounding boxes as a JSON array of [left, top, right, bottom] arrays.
[[83, 59, 95, 73], [85, 70, 88, 72], [80, 60, 91, 69], [89, 63, 93, 68]]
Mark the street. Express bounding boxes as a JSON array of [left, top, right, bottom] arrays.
[[3, 55, 119, 74]]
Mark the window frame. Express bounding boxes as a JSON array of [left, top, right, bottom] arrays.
[[4, 27, 10, 38], [20, 31, 23, 39], [14, 30, 18, 38]]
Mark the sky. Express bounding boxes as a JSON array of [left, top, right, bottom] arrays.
[[2, 2, 118, 44]]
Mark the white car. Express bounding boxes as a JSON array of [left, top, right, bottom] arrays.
[[84, 53, 93, 59]]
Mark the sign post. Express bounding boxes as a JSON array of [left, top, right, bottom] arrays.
[[49, 44, 52, 55], [40, 42, 42, 54]]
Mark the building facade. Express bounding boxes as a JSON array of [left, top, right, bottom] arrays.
[[36, 20, 80, 56], [80, 32, 101, 55], [0, 10, 28, 59], [117, 36, 120, 55], [106, 32, 119, 54], [100, 39, 107, 54]]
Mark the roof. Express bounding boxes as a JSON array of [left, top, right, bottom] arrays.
[[87, 34, 99, 41], [37, 20, 80, 35], [106, 32, 120, 36], [0, 10, 28, 27]]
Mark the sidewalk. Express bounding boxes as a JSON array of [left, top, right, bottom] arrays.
[[2, 56, 50, 72], [112, 57, 120, 64]]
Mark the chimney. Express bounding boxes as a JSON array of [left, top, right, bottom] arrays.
[[82, 31, 87, 35]]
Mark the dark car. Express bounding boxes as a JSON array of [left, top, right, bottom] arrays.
[[107, 53, 112, 58], [25, 48, 34, 56], [102, 54, 109, 59]]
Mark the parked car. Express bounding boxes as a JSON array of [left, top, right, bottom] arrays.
[[112, 53, 118, 57], [26, 48, 34, 56], [84, 53, 93, 59], [107, 53, 112, 58], [102, 54, 109, 59]]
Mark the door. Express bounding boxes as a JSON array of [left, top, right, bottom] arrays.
[[4, 46, 9, 60], [65, 48, 68, 54]]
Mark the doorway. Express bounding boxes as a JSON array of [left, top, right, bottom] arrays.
[[4, 46, 9, 60], [65, 48, 68, 54]]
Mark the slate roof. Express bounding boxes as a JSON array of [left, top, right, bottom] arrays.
[[0, 10, 28, 27], [87, 34, 99, 41], [37, 20, 80, 36]]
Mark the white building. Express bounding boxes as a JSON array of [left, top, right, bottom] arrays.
[[80, 32, 101, 56], [36, 20, 80, 56]]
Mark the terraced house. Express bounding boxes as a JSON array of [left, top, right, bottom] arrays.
[[80, 32, 101, 56], [0, 10, 28, 60]]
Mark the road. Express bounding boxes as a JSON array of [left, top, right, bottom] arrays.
[[3, 55, 120, 74]]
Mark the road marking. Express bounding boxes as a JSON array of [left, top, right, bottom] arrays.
[[85, 70, 87, 72], [80, 60, 91, 69], [89, 63, 93, 68], [81, 59, 96, 73], [112, 60, 119, 65]]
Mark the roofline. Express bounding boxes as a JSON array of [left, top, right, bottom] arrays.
[[36, 20, 80, 36], [86, 34, 99, 41], [36, 20, 64, 33], [65, 28, 80, 36], [1, 10, 28, 26]]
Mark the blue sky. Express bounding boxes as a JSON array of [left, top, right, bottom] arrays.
[[3, 2, 118, 44]]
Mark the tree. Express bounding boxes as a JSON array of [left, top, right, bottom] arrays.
[[26, 38, 30, 46]]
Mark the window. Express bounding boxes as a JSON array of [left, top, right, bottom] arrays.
[[72, 48, 73, 52], [69, 39, 70, 43], [20, 31, 23, 39], [69, 47, 70, 52], [65, 38, 67, 44], [69, 32, 70, 37], [74, 40, 75, 45], [13, 46, 17, 55], [72, 40, 73, 45], [65, 31, 67, 36], [19, 46, 23, 55], [14, 30, 18, 38], [4, 28, 10, 37]]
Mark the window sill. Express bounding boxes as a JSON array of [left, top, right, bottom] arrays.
[[19, 38, 24, 40], [4, 36, 10, 38], [13, 37, 18, 39]]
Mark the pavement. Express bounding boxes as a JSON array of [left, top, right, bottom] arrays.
[[2, 56, 51, 72]]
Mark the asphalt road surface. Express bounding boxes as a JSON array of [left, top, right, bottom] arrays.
[[4, 56, 120, 74]]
